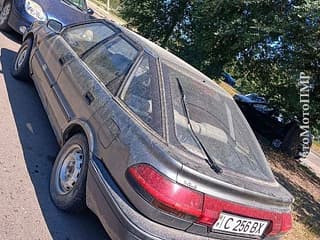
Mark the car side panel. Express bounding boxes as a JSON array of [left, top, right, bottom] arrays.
[[30, 34, 75, 142], [30, 50, 64, 143], [38, 36, 79, 135], [30, 51, 48, 107]]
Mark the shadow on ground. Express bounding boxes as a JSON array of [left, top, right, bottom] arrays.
[[1, 30, 22, 44], [264, 146, 320, 236], [0, 47, 109, 240]]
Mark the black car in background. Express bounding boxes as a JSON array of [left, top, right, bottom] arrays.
[[234, 93, 312, 158]]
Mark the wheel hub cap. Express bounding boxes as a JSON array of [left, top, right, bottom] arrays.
[[15, 48, 27, 70], [58, 145, 83, 193]]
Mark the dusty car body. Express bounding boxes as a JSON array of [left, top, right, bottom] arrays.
[[12, 19, 294, 240]]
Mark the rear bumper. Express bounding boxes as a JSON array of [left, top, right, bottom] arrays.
[[8, 3, 33, 34], [86, 156, 284, 240], [86, 157, 211, 240]]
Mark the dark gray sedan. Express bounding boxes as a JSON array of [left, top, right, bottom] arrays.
[[12, 19, 294, 240]]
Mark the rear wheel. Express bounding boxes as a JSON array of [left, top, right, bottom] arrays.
[[12, 38, 33, 80], [0, 1, 12, 31], [50, 134, 89, 212]]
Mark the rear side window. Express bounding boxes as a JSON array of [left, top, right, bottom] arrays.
[[84, 37, 139, 94], [63, 22, 115, 56], [121, 55, 162, 136]]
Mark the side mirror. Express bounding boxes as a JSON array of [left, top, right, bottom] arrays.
[[87, 8, 94, 15], [47, 19, 63, 33]]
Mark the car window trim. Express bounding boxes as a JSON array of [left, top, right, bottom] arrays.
[[80, 34, 141, 93], [78, 35, 142, 97], [61, 22, 120, 57], [60, 20, 120, 37], [112, 50, 144, 95], [81, 33, 142, 61], [113, 97, 167, 143], [117, 53, 166, 139], [79, 31, 120, 59], [156, 57, 168, 143]]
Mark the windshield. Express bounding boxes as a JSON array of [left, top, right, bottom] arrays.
[[65, 0, 86, 10], [163, 63, 274, 181]]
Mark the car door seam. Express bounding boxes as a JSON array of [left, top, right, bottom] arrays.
[[34, 50, 55, 87], [51, 85, 73, 122]]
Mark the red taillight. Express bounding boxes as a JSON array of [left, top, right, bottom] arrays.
[[127, 164, 292, 236], [127, 164, 204, 218]]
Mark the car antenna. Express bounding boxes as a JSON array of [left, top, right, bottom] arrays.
[[176, 78, 223, 174]]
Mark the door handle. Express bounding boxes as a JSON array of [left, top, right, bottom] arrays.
[[84, 91, 95, 105], [59, 53, 74, 65]]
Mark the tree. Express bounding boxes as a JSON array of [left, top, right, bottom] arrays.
[[227, 0, 320, 133], [120, 0, 320, 133], [120, 0, 192, 46]]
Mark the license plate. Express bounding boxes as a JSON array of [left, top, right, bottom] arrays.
[[212, 213, 269, 236]]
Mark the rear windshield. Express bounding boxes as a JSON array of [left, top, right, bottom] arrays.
[[163, 63, 274, 181]]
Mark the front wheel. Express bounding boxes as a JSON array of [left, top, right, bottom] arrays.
[[12, 38, 33, 80], [0, 1, 12, 31], [50, 134, 89, 212]]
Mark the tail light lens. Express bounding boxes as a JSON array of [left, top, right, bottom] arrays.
[[127, 164, 203, 219], [127, 164, 292, 236]]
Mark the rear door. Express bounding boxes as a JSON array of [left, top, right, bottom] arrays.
[[93, 53, 164, 183]]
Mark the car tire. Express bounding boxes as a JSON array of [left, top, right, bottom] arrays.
[[50, 134, 89, 213], [12, 38, 33, 80], [0, 1, 12, 31]]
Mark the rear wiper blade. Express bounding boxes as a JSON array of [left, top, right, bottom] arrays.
[[176, 78, 223, 174]]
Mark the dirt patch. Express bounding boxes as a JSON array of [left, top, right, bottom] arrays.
[[312, 141, 320, 155], [216, 80, 239, 96], [263, 146, 320, 240]]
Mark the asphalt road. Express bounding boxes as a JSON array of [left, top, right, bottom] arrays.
[[0, 31, 109, 240]]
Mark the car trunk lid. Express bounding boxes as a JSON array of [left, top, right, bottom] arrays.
[[163, 62, 293, 236]]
